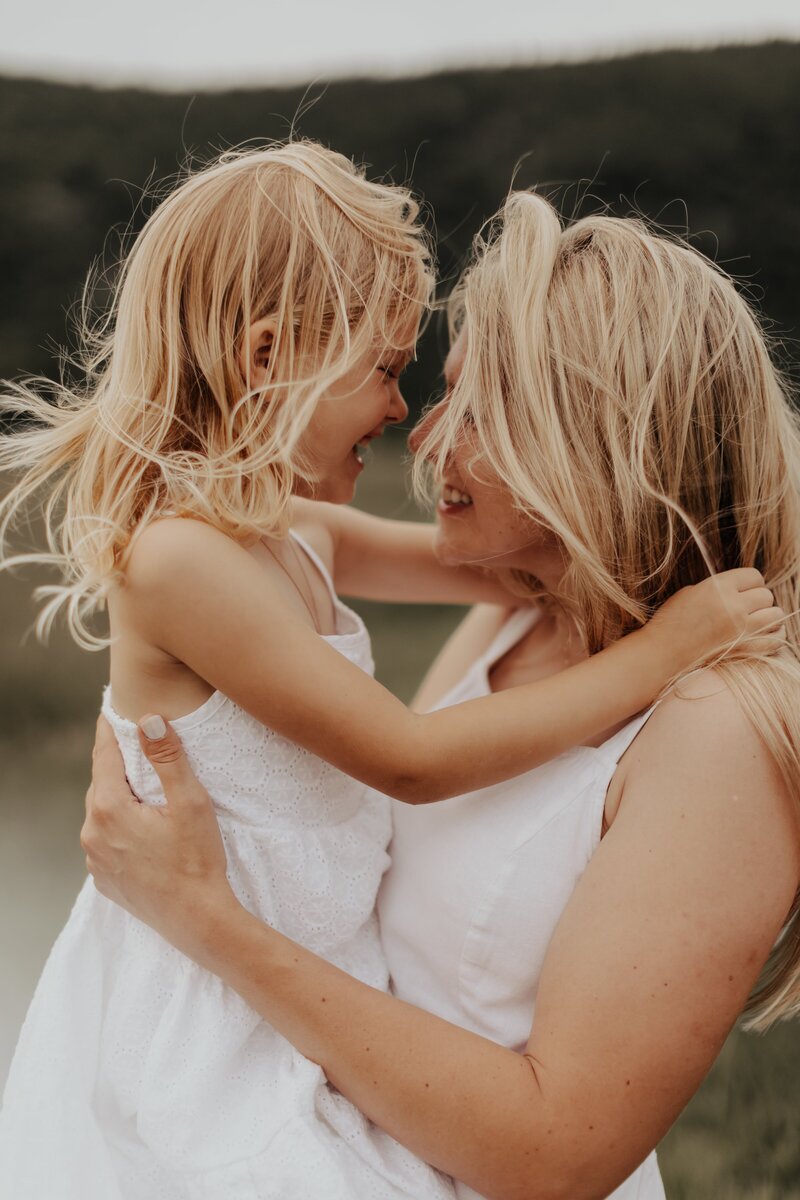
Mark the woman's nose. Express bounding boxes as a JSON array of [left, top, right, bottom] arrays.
[[408, 400, 444, 454]]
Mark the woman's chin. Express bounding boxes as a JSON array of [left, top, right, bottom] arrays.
[[433, 526, 470, 568]]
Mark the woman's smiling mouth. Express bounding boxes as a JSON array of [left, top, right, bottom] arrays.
[[438, 483, 473, 515]]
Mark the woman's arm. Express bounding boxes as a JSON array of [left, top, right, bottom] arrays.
[[84, 676, 800, 1200], [121, 518, 779, 803]]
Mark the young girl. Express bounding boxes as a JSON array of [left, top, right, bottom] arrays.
[[0, 143, 779, 1199]]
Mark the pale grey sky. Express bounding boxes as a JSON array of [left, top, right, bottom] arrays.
[[3, 0, 800, 89]]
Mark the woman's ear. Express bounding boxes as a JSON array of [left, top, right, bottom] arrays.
[[239, 317, 277, 390]]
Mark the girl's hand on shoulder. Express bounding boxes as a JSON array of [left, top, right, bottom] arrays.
[[82, 716, 240, 961], [648, 567, 785, 673]]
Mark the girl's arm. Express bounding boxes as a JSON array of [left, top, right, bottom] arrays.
[[84, 673, 800, 1200], [292, 497, 511, 605], [122, 518, 779, 804]]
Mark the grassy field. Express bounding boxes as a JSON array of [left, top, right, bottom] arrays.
[[1, 434, 799, 1196]]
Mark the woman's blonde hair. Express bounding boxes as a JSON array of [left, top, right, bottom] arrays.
[[416, 192, 800, 1029], [0, 140, 433, 646]]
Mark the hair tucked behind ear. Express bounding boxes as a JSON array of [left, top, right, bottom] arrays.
[[416, 191, 800, 1028], [0, 141, 433, 647]]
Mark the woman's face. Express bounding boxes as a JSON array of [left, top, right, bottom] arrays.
[[411, 333, 565, 588]]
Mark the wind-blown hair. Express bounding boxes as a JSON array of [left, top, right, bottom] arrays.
[[415, 192, 800, 1029], [0, 141, 433, 647]]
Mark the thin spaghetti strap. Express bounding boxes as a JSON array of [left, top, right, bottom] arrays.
[[480, 607, 541, 673], [288, 528, 339, 609], [601, 702, 660, 765], [261, 534, 327, 633]]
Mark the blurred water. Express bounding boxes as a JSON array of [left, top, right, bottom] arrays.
[[1, 726, 90, 1084]]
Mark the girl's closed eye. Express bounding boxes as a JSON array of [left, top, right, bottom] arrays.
[[377, 359, 406, 382]]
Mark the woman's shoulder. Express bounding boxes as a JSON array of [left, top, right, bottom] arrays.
[[607, 663, 800, 958], [625, 667, 767, 769], [617, 664, 798, 832]]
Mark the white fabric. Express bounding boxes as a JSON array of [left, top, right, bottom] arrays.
[[378, 606, 667, 1200], [0, 532, 454, 1200]]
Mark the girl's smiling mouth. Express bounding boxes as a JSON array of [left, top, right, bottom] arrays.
[[352, 424, 385, 465]]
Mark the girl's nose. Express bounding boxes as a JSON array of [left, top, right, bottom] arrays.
[[387, 381, 409, 425]]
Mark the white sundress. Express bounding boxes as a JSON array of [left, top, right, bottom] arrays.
[[0, 532, 454, 1200], [379, 606, 667, 1200]]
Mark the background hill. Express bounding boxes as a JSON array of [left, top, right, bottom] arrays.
[[2, 40, 800, 401], [1, 43, 800, 1197]]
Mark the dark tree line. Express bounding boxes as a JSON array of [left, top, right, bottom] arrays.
[[1, 40, 799, 412]]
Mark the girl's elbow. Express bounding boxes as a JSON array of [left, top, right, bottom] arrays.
[[380, 770, 444, 805], [375, 735, 451, 803]]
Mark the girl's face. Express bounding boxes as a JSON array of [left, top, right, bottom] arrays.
[[299, 347, 412, 505], [411, 334, 565, 589]]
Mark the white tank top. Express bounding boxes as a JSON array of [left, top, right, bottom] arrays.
[[378, 607, 666, 1200]]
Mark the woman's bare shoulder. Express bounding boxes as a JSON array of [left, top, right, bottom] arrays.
[[617, 665, 799, 853]]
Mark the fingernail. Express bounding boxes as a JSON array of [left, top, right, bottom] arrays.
[[139, 715, 167, 741]]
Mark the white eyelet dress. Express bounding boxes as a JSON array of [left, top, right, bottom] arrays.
[[0, 533, 455, 1200], [378, 607, 667, 1200]]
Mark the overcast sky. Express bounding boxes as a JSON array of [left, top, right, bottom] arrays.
[[4, 0, 800, 89]]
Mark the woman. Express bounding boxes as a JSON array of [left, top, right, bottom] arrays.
[[82, 193, 800, 1200]]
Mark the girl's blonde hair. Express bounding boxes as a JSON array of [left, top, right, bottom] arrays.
[[0, 140, 433, 646], [416, 192, 800, 1029]]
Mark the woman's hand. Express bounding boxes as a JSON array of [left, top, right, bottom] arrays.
[[647, 567, 785, 673], [81, 716, 240, 959]]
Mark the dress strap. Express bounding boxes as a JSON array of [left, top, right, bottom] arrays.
[[600, 702, 660, 766], [288, 528, 340, 610], [479, 606, 542, 673]]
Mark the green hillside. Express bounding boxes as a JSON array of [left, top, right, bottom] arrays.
[[2, 40, 799, 406]]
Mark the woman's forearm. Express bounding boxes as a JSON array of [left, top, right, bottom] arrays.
[[192, 895, 591, 1200]]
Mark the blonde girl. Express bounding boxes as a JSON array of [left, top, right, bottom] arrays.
[[0, 147, 777, 1199]]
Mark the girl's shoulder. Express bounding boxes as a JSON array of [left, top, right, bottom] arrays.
[[289, 498, 336, 576], [122, 516, 242, 590]]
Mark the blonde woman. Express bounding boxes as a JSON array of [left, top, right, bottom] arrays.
[[0, 150, 758, 1198], [81, 194, 799, 1200]]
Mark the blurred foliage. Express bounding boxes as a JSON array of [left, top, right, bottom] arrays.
[[2, 40, 800, 412]]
